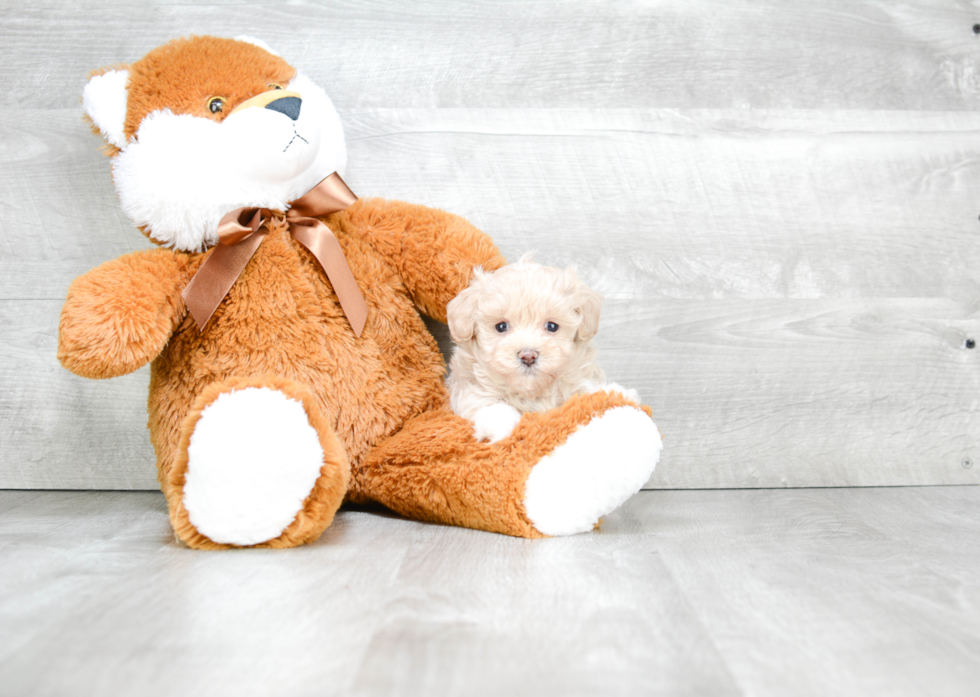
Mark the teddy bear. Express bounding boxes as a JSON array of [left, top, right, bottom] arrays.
[[58, 35, 663, 549]]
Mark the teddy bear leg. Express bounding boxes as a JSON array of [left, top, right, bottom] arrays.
[[353, 392, 662, 538], [165, 375, 350, 549]]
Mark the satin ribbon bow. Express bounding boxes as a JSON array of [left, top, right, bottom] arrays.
[[181, 172, 368, 336]]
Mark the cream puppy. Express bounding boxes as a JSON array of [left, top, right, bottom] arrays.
[[447, 256, 639, 443]]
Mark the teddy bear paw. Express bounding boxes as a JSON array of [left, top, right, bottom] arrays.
[[181, 386, 326, 546], [523, 406, 661, 535]]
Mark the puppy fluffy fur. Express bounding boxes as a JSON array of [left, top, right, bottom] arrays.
[[447, 256, 638, 442]]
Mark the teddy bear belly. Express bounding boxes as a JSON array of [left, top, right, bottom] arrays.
[[147, 271, 448, 486]]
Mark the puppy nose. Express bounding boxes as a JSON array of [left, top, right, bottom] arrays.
[[519, 349, 538, 366]]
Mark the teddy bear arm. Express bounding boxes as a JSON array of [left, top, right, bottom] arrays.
[[354, 199, 506, 323], [58, 250, 187, 379]]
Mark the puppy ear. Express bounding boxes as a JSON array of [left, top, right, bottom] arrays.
[[575, 284, 604, 342], [83, 69, 130, 150], [447, 285, 481, 342]]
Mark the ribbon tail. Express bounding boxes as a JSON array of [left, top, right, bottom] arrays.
[[181, 231, 267, 330], [291, 221, 369, 337]]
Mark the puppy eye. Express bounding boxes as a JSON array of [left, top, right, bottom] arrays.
[[495, 322, 509, 333], [269, 83, 284, 90], [546, 322, 559, 333], [208, 97, 226, 114]]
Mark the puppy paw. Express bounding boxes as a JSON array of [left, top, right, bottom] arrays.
[[598, 382, 641, 405], [472, 403, 524, 443]]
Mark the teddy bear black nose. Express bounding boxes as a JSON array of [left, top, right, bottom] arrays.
[[265, 96, 302, 121]]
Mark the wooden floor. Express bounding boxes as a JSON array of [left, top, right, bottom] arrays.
[[1, 487, 978, 697]]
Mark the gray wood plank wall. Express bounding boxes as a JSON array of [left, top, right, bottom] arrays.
[[1, 0, 978, 490]]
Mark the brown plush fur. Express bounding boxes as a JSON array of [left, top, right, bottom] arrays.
[[60, 37, 657, 548], [59, 251, 186, 379], [124, 36, 295, 136], [357, 390, 647, 537], [84, 38, 294, 160]]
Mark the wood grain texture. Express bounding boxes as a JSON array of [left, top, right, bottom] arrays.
[[0, 301, 158, 489], [1, 0, 978, 489], [643, 487, 980, 697], [2, 487, 979, 696], [618, 298, 979, 488], [3, 0, 979, 111], [343, 109, 980, 304]]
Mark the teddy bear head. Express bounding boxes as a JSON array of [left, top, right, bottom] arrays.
[[83, 35, 347, 252]]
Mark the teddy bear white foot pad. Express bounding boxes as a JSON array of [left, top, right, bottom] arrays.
[[182, 386, 325, 545], [523, 406, 662, 536]]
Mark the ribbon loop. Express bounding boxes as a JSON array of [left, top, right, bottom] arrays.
[[181, 172, 367, 335], [288, 173, 357, 219], [217, 207, 267, 246]]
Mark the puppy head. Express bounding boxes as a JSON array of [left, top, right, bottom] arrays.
[[82, 35, 347, 252], [448, 256, 603, 396]]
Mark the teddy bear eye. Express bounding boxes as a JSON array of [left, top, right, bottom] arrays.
[[495, 322, 509, 333], [269, 83, 284, 90], [208, 97, 226, 114], [546, 322, 559, 333]]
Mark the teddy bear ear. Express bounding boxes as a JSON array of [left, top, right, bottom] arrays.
[[234, 35, 280, 57], [83, 69, 129, 150]]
